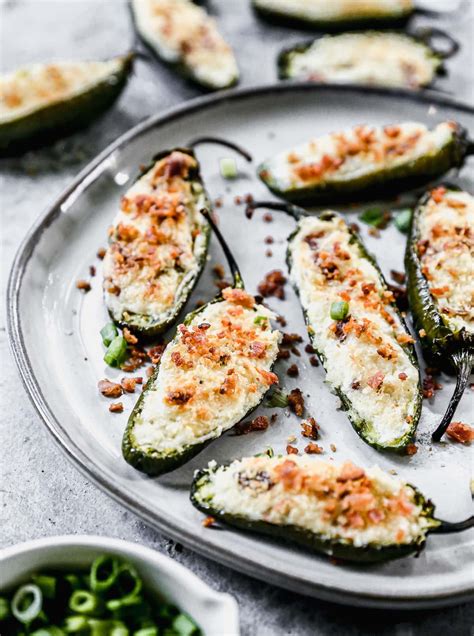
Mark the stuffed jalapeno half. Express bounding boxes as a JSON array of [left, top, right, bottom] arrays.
[[0, 54, 132, 155], [258, 121, 469, 205], [406, 187, 474, 441], [247, 201, 421, 451], [122, 212, 282, 476], [191, 455, 472, 563], [102, 148, 211, 338], [252, 0, 415, 31], [131, 0, 239, 90], [278, 30, 457, 89]]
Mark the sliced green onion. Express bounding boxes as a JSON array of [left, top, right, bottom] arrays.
[[219, 157, 237, 179], [394, 208, 412, 233], [69, 590, 102, 616], [30, 628, 65, 636], [88, 620, 129, 636], [134, 628, 158, 636], [90, 555, 120, 593], [359, 207, 386, 228], [32, 574, 57, 600], [114, 564, 142, 599], [0, 596, 10, 620], [104, 336, 127, 367], [254, 315, 268, 326], [11, 584, 43, 624], [172, 613, 200, 636], [107, 595, 150, 621], [265, 389, 288, 408], [100, 322, 118, 347], [330, 301, 349, 321], [63, 615, 89, 633]]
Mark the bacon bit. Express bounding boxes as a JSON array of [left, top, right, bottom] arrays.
[[351, 380, 361, 390], [305, 442, 323, 454], [121, 377, 138, 393], [384, 125, 401, 138], [277, 348, 290, 360], [287, 364, 299, 378], [397, 333, 415, 345], [244, 193, 254, 204], [146, 365, 155, 378], [249, 341, 267, 358], [120, 346, 149, 372], [304, 344, 315, 354], [148, 344, 166, 365], [215, 279, 232, 291], [109, 402, 124, 413], [212, 264, 225, 280], [257, 270, 287, 300], [431, 186, 446, 203], [202, 516, 216, 528], [398, 372, 408, 381], [330, 444, 337, 452], [97, 247, 106, 260], [376, 343, 397, 360], [76, 279, 91, 292], [368, 509, 385, 524], [431, 286, 450, 297], [98, 379, 123, 398], [419, 329, 427, 338], [406, 415, 413, 424], [309, 356, 319, 367], [214, 197, 223, 208], [264, 236, 274, 244], [286, 444, 299, 455], [301, 417, 320, 440], [276, 314, 287, 327], [89, 265, 96, 277], [406, 443, 418, 456], [263, 212, 273, 223], [235, 415, 270, 435], [423, 375, 442, 399], [390, 270, 406, 285], [446, 421, 474, 444], [417, 239, 429, 256], [265, 249, 273, 257], [123, 327, 138, 345], [234, 195, 243, 205], [367, 371, 384, 391], [395, 529, 406, 543], [361, 282, 376, 296], [337, 462, 365, 482], [221, 287, 255, 308], [257, 368, 279, 387], [288, 388, 305, 416], [281, 333, 303, 347], [107, 284, 120, 296], [368, 227, 380, 238], [165, 389, 194, 405]]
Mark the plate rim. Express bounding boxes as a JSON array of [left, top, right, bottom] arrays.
[[7, 82, 474, 609]]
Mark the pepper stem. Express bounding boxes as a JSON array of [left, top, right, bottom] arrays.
[[432, 350, 473, 442], [245, 200, 306, 222], [187, 137, 252, 162], [431, 515, 474, 534], [200, 209, 244, 289]]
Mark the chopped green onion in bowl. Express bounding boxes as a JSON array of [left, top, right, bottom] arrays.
[[219, 157, 237, 179], [330, 301, 349, 321]]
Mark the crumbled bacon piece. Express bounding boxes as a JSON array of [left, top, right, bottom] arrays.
[[234, 415, 270, 435], [304, 344, 315, 354], [351, 380, 361, 390], [148, 344, 166, 364], [264, 236, 274, 244], [98, 379, 123, 398], [257, 368, 279, 387], [286, 445, 299, 455], [281, 332, 303, 347], [257, 270, 287, 300], [277, 348, 290, 360], [276, 314, 287, 327], [263, 212, 273, 223], [202, 516, 216, 528], [109, 402, 124, 413], [286, 364, 299, 378], [397, 333, 415, 345], [390, 270, 406, 285], [76, 279, 91, 292], [212, 264, 225, 280], [97, 247, 106, 260], [367, 371, 384, 391], [288, 388, 305, 416], [304, 442, 323, 454], [398, 372, 408, 381], [417, 240, 429, 256], [422, 375, 442, 399], [309, 356, 319, 367], [446, 421, 474, 444], [337, 462, 365, 482], [301, 417, 320, 440], [121, 377, 138, 393], [265, 249, 273, 257], [249, 341, 267, 358], [146, 365, 155, 378], [123, 327, 138, 345], [222, 287, 255, 308], [89, 265, 96, 277], [165, 389, 194, 405], [406, 443, 418, 456], [431, 186, 446, 203]]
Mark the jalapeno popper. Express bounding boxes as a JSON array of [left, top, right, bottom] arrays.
[[258, 121, 468, 205], [278, 31, 454, 89], [247, 202, 421, 451], [252, 0, 415, 30], [122, 212, 282, 476], [102, 149, 211, 337], [406, 187, 474, 441], [131, 0, 239, 90], [0, 55, 132, 155], [192, 455, 473, 563]]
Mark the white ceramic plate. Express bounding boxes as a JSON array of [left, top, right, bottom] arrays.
[[8, 84, 474, 609], [0, 535, 239, 635]]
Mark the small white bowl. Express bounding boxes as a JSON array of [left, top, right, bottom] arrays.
[[0, 535, 239, 635]]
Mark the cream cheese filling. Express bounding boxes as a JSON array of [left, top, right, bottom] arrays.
[[254, 0, 413, 21]]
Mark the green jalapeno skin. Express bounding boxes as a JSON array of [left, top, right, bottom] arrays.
[[0, 54, 133, 156]]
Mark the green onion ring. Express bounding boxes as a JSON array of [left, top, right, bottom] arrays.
[[11, 583, 43, 623]]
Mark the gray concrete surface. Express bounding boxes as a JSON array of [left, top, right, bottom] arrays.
[[1, 1, 473, 634]]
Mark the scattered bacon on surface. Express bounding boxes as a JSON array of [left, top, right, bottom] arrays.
[[396, 333, 414, 345], [390, 270, 406, 285], [89, 265, 96, 277], [121, 346, 149, 372], [212, 263, 225, 280], [304, 442, 323, 454], [288, 388, 305, 417], [97, 247, 106, 260], [446, 422, 474, 444], [257, 270, 287, 300], [301, 417, 320, 440], [281, 332, 303, 347], [148, 344, 166, 365], [305, 344, 315, 354], [264, 236, 274, 244], [76, 279, 91, 292], [122, 327, 138, 345], [265, 249, 273, 257], [202, 516, 216, 528], [234, 415, 270, 436], [398, 372, 408, 381], [263, 212, 273, 223], [367, 371, 384, 391], [286, 445, 299, 455], [276, 314, 287, 327], [146, 365, 155, 378], [406, 443, 418, 456], [309, 356, 319, 367], [98, 379, 123, 398], [287, 364, 299, 378], [277, 348, 290, 360], [109, 402, 124, 413], [222, 287, 255, 308], [337, 462, 365, 482], [121, 377, 138, 393], [422, 375, 442, 399]]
